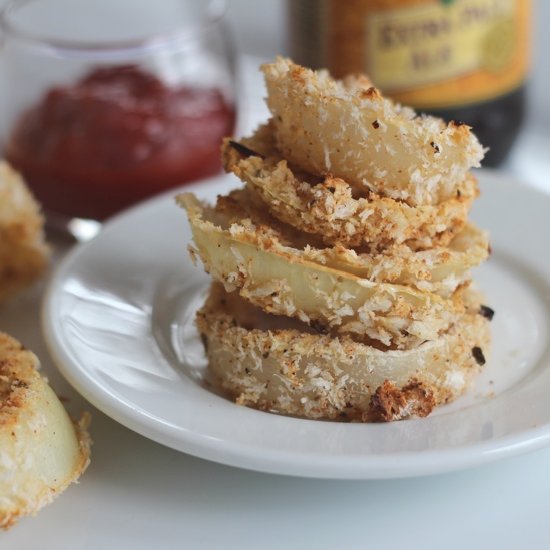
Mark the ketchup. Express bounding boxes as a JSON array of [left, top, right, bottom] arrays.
[[6, 65, 236, 220]]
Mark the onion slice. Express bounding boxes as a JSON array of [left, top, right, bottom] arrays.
[[179, 193, 464, 349], [262, 57, 485, 206], [210, 188, 488, 298], [222, 123, 478, 250], [198, 284, 491, 422], [0, 332, 90, 529]]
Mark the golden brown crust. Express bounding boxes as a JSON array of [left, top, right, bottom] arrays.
[[197, 284, 491, 422], [369, 380, 436, 422], [207, 187, 488, 299], [222, 123, 478, 250], [261, 57, 485, 206], [0, 332, 91, 529], [180, 57, 492, 423], [0, 161, 49, 301], [179, 192, 465, 349]]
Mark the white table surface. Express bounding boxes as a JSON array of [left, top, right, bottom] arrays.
[[4, 2, 550, 546]]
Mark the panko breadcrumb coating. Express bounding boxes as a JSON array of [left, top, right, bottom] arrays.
[[180, 57, 492, 422], [262, 57, 485, 206], [210, 188, 489, 298], [198, 284, 491, 422], [0, 162, 49, 301], [0, 332, 91, 529], [179, 193, 465, 349], [223, 122, 478, 250]]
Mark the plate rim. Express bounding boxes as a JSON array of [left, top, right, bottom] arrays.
[[42, 170, 550, 479]]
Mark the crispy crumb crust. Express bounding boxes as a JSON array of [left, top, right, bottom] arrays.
[[179, 193, 466, 349], [222, 123, 478, 250], [370, 380, 436, 422], [0, 162, 49, 301], [262, 57, 485, 206], [0, 332, 91, 529], [208, 188, 488, 298], [197, 284, 491, 422]]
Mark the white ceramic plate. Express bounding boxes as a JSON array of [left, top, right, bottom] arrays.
[[43, 171, 550, 479]]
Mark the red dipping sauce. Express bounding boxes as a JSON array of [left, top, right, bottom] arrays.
[[6, 65, 236, 220]]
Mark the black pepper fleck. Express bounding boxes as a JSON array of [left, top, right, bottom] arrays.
[[472, 346, 486, 366], [310, 320, 329, 334], [479, 305, 495, 321], [228, 140, 264, 159]]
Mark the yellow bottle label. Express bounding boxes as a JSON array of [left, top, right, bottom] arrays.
[[364, 0, 530, 108]]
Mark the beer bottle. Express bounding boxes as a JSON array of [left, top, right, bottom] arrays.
[[289, 0, 531, 166]]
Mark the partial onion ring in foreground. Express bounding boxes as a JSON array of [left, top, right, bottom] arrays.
[[179, 193, 464, 349], [222, 124, 478, 250], [198, 284, 491, 422], [0, 333, 91, 529]]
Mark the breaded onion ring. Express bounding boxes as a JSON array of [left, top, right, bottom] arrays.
[[179, 193, 464, 349], [210, 188, 489, 299], [0, 162, 49, 301], [197, 284, 491, 422], [262, 57, 485, 206], [223, 123, 477, 250], [0, 332, 90, 529]]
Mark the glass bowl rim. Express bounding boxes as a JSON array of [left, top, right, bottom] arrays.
[[0, 0, 227, 58]]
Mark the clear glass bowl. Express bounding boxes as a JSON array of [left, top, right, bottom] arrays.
[[0, 0, 236, 224]]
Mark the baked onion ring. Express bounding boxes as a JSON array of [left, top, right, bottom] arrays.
[[0, 162, 49, 302], [197, 284, 490, 422], [0, 332, 90, 529], [211, 188, 489, 298], [223, 123, 477, 250], [262, 57, 485, 206], [180, 193, 464, 348]]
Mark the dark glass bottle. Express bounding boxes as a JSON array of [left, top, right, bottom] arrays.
[[427, 87, 526, 166], [289, 0, 531, 167]]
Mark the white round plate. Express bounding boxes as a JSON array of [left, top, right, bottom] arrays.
[[43, 171, 550, 479]]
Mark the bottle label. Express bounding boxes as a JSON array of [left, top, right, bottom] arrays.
[[364, 0, 530, 108]]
